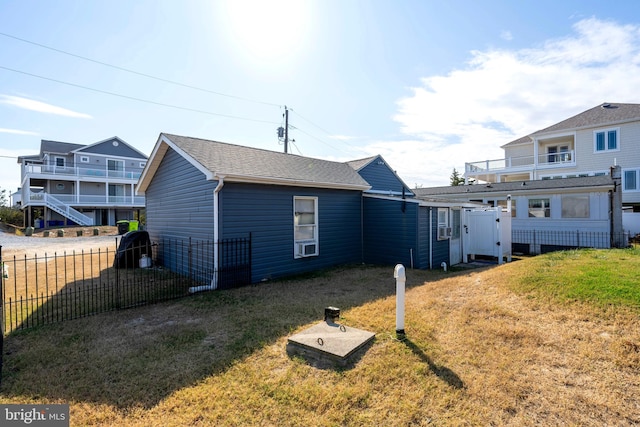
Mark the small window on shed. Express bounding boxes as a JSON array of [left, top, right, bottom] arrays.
[[437, 208, 450, 240], [294, 197, 318, 258]]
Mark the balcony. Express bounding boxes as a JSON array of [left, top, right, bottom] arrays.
[[26, 191, 145, 208], [465, 150, 575, 182], [23, 164, 142, 181]]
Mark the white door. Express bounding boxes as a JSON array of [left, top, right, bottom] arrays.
[[450, 208, 462, 265]]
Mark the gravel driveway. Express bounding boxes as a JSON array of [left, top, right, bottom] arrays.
[[0, 231, 120, 257]]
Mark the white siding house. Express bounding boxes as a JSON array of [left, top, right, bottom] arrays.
[[465, 103, 640, 209]]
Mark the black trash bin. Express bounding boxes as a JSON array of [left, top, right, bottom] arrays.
[[113, 230, 152, 269], [117, 220, 130, 235]]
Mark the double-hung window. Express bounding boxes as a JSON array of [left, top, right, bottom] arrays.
[[294, 197, 318, 258], [594, 128, 619, 152], [624, 169, 638, 192]]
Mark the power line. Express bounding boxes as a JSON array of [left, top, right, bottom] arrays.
[[289, 108, 355, 147], [0, 33, 365, 156], [0, 32, 281, 108], [0, 65, 280, 125]]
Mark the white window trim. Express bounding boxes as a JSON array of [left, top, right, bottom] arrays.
[[107, 158, 124, 170], [528, 198, 551, 218], [54, 156, 65, 168], [437, 207, 450, 240], [622, 168, 639, 192], [293, 196, 319, 258], [593, 127, 620, 153]]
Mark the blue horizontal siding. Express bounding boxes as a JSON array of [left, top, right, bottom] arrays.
[[145, 148, 216, 242], [358, 157, 412, 196], [417, 206, 430, 269], [220, 183, 363, 282], [362, 197, 421, 268], [431, 208, 449, 268]]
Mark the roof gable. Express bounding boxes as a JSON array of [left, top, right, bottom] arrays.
[[76, 136, 148, 159], [348, 155, 414, 197], [503, 103, 640, 148], [138, 133, 371, 193], [533, 103, 640, 136]]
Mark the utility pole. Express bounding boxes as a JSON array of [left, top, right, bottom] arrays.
[[284, 105, 289, 154], [277, 106, 291, 154]]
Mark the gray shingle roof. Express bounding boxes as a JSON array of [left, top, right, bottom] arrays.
[[40, 140, 85, 155], [413, 175, 614, 198], [503, 102, 640, 147], [163, 133, 370, 189], [346, 156, 378, 171]]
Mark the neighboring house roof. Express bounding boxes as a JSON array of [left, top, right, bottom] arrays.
[[21, 138, 147, 160], [414, 175, 614, 199], [40, 140, 85, 156], [502, 102, 640, 148], [75, 136, 148, 159], [138, 133, 371, 193]]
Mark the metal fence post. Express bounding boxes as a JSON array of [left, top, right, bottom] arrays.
[[0, 245, 4, 387]]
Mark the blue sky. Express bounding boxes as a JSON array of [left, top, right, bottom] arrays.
[[2, 0, 640, 196]]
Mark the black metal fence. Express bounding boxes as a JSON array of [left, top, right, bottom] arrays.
[[0, 235, 251, 334], [512, 230, 630, 255]]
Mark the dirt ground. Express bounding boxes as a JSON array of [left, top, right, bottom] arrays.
[[0, 226, 121, 258]]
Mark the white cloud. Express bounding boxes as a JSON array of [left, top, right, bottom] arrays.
[[389, 17, 640, 187], [500, 30, 513, 41], [0, 128, 39, 136], [0, 95, 92, 119]]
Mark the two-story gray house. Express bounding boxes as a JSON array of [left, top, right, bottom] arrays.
[[17, 136, 148, 227]]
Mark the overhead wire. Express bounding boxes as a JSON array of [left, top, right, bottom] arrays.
[[0, 31, 281, 108], [0, 65, 280, 125], [0, 32, 364, 155]]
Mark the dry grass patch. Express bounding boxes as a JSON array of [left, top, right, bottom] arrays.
[[1, 254, 639, 426]]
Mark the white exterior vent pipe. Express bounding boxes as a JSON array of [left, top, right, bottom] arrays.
[[441, 262, 447, 272]]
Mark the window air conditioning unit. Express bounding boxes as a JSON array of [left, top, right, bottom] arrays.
[[296, 242, 318, 257], [438, 227, 452, 240]]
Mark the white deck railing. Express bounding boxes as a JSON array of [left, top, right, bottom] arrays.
[[466, 151, 575, 175], [23, 164, 142, 180], [26, 191, 144, 207]]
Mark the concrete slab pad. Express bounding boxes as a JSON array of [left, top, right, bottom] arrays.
[[286, 321, 375, 368]]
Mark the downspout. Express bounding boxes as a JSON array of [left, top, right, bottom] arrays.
[[360, 195, 364, 264], [189, 176, 225, 293], [429, 207, 433, 269]]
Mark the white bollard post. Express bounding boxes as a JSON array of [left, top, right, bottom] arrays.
[[394, 264, 406, 337]]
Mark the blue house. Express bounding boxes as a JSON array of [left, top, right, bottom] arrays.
[[137, 134, 465, 288]]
